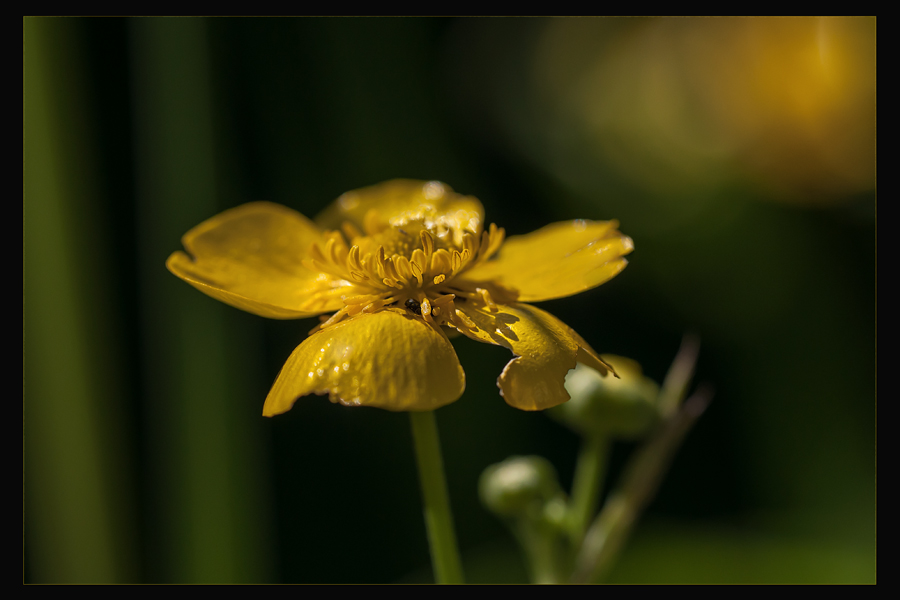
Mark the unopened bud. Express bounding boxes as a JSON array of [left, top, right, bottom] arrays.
[[479, 456, 563, 519], [554, 355, 661, 438]]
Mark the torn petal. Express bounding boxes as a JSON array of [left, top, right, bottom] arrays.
[[456, 303, 609, 410]]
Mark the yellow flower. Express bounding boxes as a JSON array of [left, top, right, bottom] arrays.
[[166, 180, 633, 414]]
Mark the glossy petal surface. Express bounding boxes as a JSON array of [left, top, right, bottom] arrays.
[[167, 202, 349, 319], [457, 303, 610, 410], [263, 308, 465, 414], [315, 179, 485, 238], [464, 220, 634, 302]]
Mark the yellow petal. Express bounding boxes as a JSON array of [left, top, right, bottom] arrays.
[[315, 179, 485, 238], [463, 220, 634, 302], [456, 303, 612, 410], [263, 308, 465, 414], [570, 328, 616, 379], [167, 202, 350, 319]]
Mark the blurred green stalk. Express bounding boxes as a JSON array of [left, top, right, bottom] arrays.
[[131, 18, 270, 582], [567, 434, 610, 546], [24, 17, 137, 582], [572, 388, 712, 583]]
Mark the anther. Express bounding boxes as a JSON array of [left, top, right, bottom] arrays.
[[411, 249, 426, 273], [431, 293, 455, 306], [348, 245, 362, 271], [463, 233, 476, 257], [477, 287, 498, 311], [396, 256, 414, 280], [420, 230, 434, 257], [362, 300, 384, 313], [410, 261, 423, 285], [324, 236, 338, 263], [431, 250, 450, 274], [455, 309, 476, 329], [478, 230, 490, 259], [383, 258, 400, 281], [312, 308, 348, 334]]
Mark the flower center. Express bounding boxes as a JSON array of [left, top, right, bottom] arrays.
[[304, 214, 512, 333]]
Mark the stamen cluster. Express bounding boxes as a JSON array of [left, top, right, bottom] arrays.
[[303, 218, 511, 333]]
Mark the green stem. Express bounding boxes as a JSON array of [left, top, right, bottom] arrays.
[[515, 519, 565, 584], [567, 434, 610, 544], [409, 410, 464, 584], [571, 389, 712, 583]]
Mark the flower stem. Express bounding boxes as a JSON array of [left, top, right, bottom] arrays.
[[514, 518, 566, 584], [567, 434, 611, 544], [409, 410, 464, 584], [570, 388, 712, 583]]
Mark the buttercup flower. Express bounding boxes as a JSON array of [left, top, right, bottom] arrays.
[[167, 180, 633, 414]]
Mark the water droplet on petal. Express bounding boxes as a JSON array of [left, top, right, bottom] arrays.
[[423, 181, 445, 200], [339, 193, 359, 210]]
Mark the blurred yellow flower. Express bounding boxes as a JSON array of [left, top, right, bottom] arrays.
[[167, 180, 633, 414], [471, 17, 875, 206]]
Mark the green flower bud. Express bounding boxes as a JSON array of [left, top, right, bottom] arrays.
[[553, 355, 661, 439], [479, 456, 564, 519]]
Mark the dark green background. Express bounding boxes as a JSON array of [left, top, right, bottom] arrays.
[[24, 17, 875, 583]]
